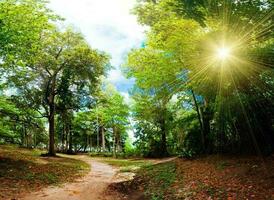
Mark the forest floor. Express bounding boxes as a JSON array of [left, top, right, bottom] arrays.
[[0, 145, 90, 199], [107, 155, 274, 200], [1, 145, 274, 200], [0, 145, 176, 200], [22, 156, 176, 200]]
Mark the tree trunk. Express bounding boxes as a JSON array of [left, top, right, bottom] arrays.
[[201, 100, 211, 154], [48, 103, 55, 156], [89, 135, 92, 152], [191, 89, 205, 152], [47, 75, 57, 156], [160, 118, 167, 157], [65, 128, 69, 152], [159, 107, 168, 157], [113, 126, 117, 158], [84, 134, 88, 152], [68, 128, 73, 154], [101, 126, 106, 152], [61, 123, 65, 152], [24, 124, 27, 147], [117, 131, 121, 152], [97, 126, 100, 152]]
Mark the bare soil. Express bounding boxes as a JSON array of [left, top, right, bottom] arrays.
[[22, 155, 123, 200]]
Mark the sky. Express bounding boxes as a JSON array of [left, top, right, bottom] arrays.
[[48, 0, 145, 103]]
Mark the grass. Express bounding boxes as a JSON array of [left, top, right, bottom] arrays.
[[138, 162, 177, 200], [0, 145, 90, 199], [104, 157, 178, 200], [98, 157, 152, 172]]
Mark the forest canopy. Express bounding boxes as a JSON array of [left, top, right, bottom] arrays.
[[125, 0, 274, 157], [0, 0, 273, 158]]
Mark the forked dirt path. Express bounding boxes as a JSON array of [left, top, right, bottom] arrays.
[[22, 155, 121, 200]]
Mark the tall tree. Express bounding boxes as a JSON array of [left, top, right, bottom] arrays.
[[7, 29, 109, 156]]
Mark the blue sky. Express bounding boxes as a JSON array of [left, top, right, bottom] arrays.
[[48, 0, 145, 102]]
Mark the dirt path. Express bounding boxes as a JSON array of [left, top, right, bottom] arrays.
[[22, 155, 121, 200]]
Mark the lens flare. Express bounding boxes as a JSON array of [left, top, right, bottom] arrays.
[[217, 47, 231, 60]]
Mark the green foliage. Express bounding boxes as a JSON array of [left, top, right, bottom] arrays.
[[67, 83, 130, 155], [141, 162, 177, 200], [128, 0, 274, 157], [124, 137, 136, 157], [0, 0, 273, 158], [0, 0, 113, 154], [0, 0, 58, 66]]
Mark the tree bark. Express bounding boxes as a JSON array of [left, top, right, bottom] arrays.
[[113, 126, 117, 158], [48, 75, 57, 156], [48, 103, 55, 156], [191, 89, 205, 152], [160, 118, 167, 157], [61, 123, 65, 152], [101, 126, 106, 152], [117, 130, 121, 152], [68, 128, 73, 154], [201, 99, 211, 154], [48, 104, 56, 156], [97, 125, 100, 151], [159, 108, 168, 157]]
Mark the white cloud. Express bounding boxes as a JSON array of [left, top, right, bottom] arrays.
[[48, 0, 144, 65], [120, 91, 131, 104], [107, 69, 123, 83], [48, 0, 144, 93]]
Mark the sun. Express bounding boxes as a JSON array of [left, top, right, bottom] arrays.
[[217, 47, 231, 60]]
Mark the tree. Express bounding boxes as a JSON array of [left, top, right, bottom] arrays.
[[130, 90, 170, 157], [102, 85, 129, 157], [55, 83, 130, 156], [0, 0, 55, 148], [6, 28, 109, 156], [124, 17, 202, 156], [0, 95, 47, 147], [0, 96, 19, 139], [129, 0, 274, 156]]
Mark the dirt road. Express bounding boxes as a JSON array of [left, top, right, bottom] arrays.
[[22, 155, 121, 200]]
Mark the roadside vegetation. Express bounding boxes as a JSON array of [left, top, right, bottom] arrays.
[[0, 145, 90, 199], [107, 156, 274, 200]]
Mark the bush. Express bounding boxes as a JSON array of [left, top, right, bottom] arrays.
[[179, 148, 196, 159]]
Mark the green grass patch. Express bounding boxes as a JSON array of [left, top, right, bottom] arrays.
[[89, 152, 135, 159], [90, 152, 113, 157], [103, 158, 177, 199], [140, 162, 177, 200], [38, 173, 58, 184], [99, 158, 152, 172]]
